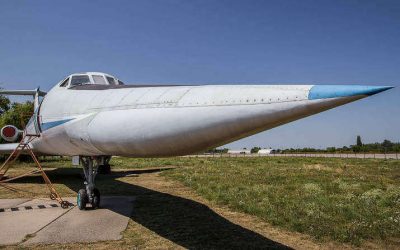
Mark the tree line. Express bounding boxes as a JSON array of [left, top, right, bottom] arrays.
[[207, 135, 400, 154], [276, 135, 400, 154]]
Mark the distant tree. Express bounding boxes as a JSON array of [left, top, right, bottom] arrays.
[[221, 148, 229, 153], [326, 147, 336, 153], [351, 145, 360, 153], [205, 147, 229, 154], [0, 101, 34, 130], [250, 147, 261, 154], [382, 139, 394, 152], [394, 144, 400, 153], [356, 135, 363, 147], [0, 94, 10, 115]]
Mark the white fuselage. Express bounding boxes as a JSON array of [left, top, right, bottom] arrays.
[[29, 83, 366, 157]]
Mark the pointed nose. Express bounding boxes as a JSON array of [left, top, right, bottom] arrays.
[[308, 85, 394, 100]]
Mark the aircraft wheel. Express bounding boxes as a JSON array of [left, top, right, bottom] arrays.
[[61, 201, 69, 209], [92, 188, 100, 208], [77, 189, 88, 210], [50, 193, 57, 200]]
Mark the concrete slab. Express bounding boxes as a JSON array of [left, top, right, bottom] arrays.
[[19, 197, 76, 208], [0, 199, 73, 245], [0, 196, 134, 246], [25, 196, 135, 245], [0, 198, 31, 209]]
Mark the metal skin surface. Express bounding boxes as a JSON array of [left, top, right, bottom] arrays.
[[23, 74, 392, 157]]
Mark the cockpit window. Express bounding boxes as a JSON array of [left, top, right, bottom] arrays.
[[92, 75, 107, 85], [59, 78, 69, 87], [70, 75, 91, 87], [106, 76, 116, 85], [118, 80, 125, 85]]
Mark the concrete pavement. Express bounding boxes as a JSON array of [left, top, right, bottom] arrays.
[[0, 196, 135, 246]]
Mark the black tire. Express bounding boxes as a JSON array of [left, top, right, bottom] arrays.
[[77, 189, 88, 210], [98, 164, 111, 174], [50, 193, 57, 200], [61, 201, 69, 209], [92, 188, 101, 208]]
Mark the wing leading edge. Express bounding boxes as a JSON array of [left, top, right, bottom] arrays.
[[0, 89, 46, 97], [0, 143, 20, 154]]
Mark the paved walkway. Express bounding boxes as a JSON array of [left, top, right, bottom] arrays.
[[0, 196, 135, 246]]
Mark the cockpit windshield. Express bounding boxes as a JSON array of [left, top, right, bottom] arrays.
[[92, 75, 107, 85], [64, 72, 124, 89], [106, 76, 116, 85], [70, 75, 91, 87]]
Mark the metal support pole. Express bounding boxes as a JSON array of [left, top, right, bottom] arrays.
[[0, 135, 68, 208], [86, 158, 93, 198]]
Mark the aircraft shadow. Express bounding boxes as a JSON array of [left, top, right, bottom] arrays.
[[5, 167, 292, 249]]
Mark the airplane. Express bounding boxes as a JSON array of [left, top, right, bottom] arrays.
[[0, 72, 393, 210]]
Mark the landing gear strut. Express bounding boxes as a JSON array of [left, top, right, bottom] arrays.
[[77, 156, 101, 210], [97, 156, 112, 174]]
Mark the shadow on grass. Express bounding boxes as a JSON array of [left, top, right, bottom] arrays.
[[5, 168, 291, 249]]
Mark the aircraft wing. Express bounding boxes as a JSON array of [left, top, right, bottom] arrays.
[[0, 143, 19, 154], [0, 89, 46, 96], [0, 88, 46, 117]]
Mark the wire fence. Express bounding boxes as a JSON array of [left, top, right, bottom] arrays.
[[185, 152, 400, 160]]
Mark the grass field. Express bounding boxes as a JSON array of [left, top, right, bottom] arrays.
[[0, 156, 399, 248], [162, 157, 400, 246], [0, 156, 190, 199]]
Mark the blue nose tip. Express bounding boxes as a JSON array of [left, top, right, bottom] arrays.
[[308, 85, 394, 100]]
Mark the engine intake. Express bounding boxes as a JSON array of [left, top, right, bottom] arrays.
[[1, 125, 22, 142]]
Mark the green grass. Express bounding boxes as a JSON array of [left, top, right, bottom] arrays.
[[0, 156, 203, 199], [1, 156, 399, 246], [110, 156, 196, 169], [162, 157, 400, 245]]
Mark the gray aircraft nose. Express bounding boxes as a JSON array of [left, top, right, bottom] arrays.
[[308, 85, 394, 100]]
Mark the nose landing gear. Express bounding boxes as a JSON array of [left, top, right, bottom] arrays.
[[77, 156, 103, 210], [97, 156, 112, 174], [77, 187, 100, 210]]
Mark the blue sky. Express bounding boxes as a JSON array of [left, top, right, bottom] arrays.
[[0, 0, 399, 149]]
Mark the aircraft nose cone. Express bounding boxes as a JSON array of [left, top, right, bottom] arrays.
[[308, 85, 394, 100]]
